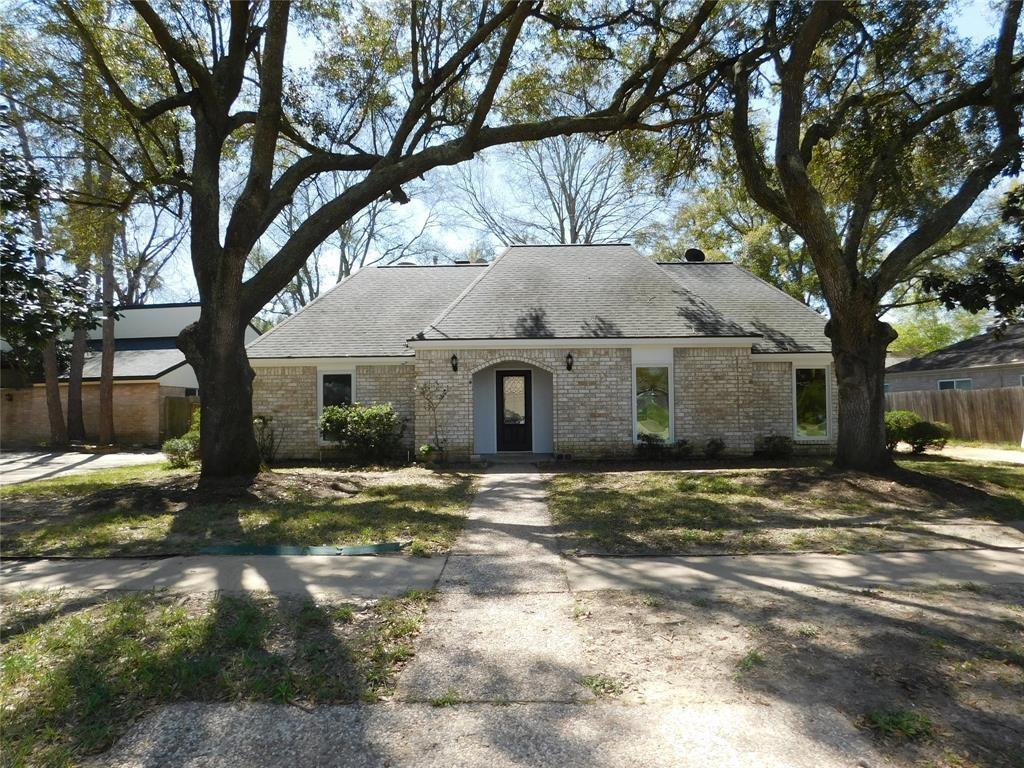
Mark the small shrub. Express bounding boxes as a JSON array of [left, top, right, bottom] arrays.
[[253, 415, 282, 465], [408, 540, 430, 557], [905, 420, 953, 454], [162, 437, 195, 468], [320, 403, 405, 463], [672, 439, 693, 459], [636, 433, 667, 460], [703, 437, 726, 459], [884, 410, 921, 453], [418, 443, 438, 463], [864, 708, 934, 740], [755, 434, 794, 458]]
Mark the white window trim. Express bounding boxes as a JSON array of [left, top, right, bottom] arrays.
[[937, 378, 972, 391], [792, 365, 832, 442], [632, 361, 674, 444], [317, 366, 356, 446]]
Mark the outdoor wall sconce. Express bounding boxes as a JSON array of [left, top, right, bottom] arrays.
[[565, 352, 574, 371], [450, 354, 459, 372]]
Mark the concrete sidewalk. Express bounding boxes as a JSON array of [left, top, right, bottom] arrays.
[[0, 554, 445, 598], [0, 450, 165, 485], [565, 546, 1024, 594]]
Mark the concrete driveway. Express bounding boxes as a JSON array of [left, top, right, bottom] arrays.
[[0, 450, 165, 486], [937, 445, 1024, 464]]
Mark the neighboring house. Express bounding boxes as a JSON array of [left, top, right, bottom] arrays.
[[1, 303, 260, 447], [247, 244, 838, 460], [885, 324, 1024, 393]]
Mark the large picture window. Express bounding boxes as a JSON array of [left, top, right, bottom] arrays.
[[794, 367, 828, 439], [635, 366, 670, 441]]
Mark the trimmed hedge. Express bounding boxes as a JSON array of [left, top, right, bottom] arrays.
[[884, 410, 921, 453], [320, 403, 405, 463]]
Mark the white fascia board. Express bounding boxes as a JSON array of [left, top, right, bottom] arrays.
[[248, 356, 414, 367], [407, 337, 758, 350], [753, 352, 834, 365], [886, 361, 1024, 376]]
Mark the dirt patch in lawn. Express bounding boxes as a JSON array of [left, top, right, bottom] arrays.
[[572, 584, 1024, 768], [548, 458, 1024, 556], [1, 467, 475, 557]]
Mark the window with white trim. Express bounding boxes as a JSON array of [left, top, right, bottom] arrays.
[[635, 366, 671, 442], [937, 378, 972, 391], [794, 367, 829, 439]]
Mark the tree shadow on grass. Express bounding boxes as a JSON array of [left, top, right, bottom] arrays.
[[548, 466, 1024, 555], [0, 590, 380, 766], [2, 472, 475, 557]]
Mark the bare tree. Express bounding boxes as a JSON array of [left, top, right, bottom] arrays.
[[446, 134, 664, 245]]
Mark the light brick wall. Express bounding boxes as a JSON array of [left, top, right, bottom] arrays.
[[251, 366, 318, 459], [674, 347, 755, 454], [413, 347, 633, 459], [354, 364, 416, 449], [750, 361, 792, 438], [1, 382, 162, 447]]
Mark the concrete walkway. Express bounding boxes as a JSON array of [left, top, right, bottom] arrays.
[[565, 546, 1024, 594], [92, 466, 902, 767], [0, 450, 165, 485]]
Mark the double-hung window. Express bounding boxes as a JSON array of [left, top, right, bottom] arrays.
[[794, 367, 829, 439]]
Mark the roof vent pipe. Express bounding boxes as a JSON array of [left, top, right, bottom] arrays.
[[683, 248, 706, 262]]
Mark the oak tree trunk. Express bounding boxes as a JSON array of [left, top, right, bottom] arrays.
[[66, 325, 87, 441], [179, 295, 261, 482], [826, 309, 897, 472]]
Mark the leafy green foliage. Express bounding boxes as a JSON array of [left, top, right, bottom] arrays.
[[905, 421, 953, 454], [161, 437, 196, 468], [887, 307, 984, 358], [755, 435, 794, 459], [703, 438, 725, 460], [883, 410, 921, 453], [924, 186, 1024, 328], [320, 403, 406, 463], [0, 146, 95, 370]]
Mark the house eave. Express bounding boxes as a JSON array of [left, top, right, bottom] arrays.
[[406, 336, 762, 350]]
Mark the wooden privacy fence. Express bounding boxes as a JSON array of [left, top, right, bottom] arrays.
[[885, 387, 1024, 444]]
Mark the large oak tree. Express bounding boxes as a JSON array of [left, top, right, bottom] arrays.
[[726, 0, 1022, 470], [54, 0, 737, 479]]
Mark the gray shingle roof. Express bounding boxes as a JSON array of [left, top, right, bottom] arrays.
[[658, 262, 831, 353], [247, 264, 488, 358], [419, 244, 754, 341], [77, 348, 186, 380], [886, 324, 1024, 373], [246, 246, 832, 358]]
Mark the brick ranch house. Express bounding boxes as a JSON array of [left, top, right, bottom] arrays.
[[248, 244, 838, 460], [2, 304, 259, 448]]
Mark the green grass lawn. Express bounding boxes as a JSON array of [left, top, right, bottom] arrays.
[[0, 589, 433, 767], [547, 457, 1024, 555], [1, 465, 475, 557]]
